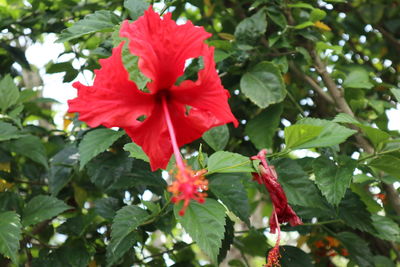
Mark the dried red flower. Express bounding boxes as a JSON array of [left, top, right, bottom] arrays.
[[251, 149, 302, 267], [251, 150, 302, 233], [168, 167, 208, 216], [68, 7, 238, 171]]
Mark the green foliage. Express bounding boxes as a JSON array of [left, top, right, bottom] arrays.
[[0, 211, 21, 264], [78, 128, 125, 169], [22, 195, 70, 226], [174, 199, 226, 263], [1, 0, 399, 265], [240, 61, 286, 108]]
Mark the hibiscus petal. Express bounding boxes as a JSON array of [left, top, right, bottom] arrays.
[[120, 7, 212, 92], [170, 46, 239, 127], [68, 43, 154, 128]]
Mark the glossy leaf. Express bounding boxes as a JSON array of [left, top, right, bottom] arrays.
[[240, 62, 286, 108], [209, 173, 251, 224], [79, 129, 125, 170], [337, 232, 374, 267], [0, 211, 21, 264], [124, 0, 148, 20], [22, 195, 70, 226], [175, 199, 226, 263], [207, 151, 254, 174], [203, 124, 229, 151], [0, 75, 19, 113], [0, 121, 21, 141], [124, 142, 149, 162], [9, 135, 48, 169]]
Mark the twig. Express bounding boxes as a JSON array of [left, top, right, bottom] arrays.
[[289, 62, 334, 104], [132, 242, 195, 263], [376, 25, 400, 52]]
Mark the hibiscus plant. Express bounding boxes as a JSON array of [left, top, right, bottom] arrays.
[[0, 0, 399, 266]]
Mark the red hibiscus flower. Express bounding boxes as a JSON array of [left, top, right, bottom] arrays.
[[251, 149, 302, 266], [68, 7, 238, 172]]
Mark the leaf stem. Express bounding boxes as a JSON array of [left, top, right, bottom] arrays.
[[357, 148, 400, 162]]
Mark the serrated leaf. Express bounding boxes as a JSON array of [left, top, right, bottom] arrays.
[[94, 197, 120, 220], [107, 205, 150, 266], [86, 152, 133, 190], [207, 151, 254, 174], [240, 61, 286, 108], [343, 67, 373, 89], [209, 173, 250, 224], [390, 88, 400, 102], [285, 118, 357, 149], [22, 195, 70, 227], [202, 125, 229, 151], [57, 11, 121, 43], [350, 184, 381, 213], [272, 158, 327, 209], [357, 125, 390, 148], [312, 156, 356, 206], [336, 232, 374, 267], [49, 146, 79, 196], [9, 135, 48, 169], [175, 199, 226, 263], [371, 215, 400, 242], [338, 190, 374, 233], [234, 9, 267, 45], [0, 211, 22, 264], [79, 129, 125, 170], [124, 0, 149, 20], [369, 155, 400, 179], [123, 142, 149, 162], [245, 103, 283, 149], [0, 121, 22, 141], [218, 218, 234, 263], [0, 74, 19, 113], [332, 113, 359, 124], [279, 246, 313, 267], [284, 124, 322, 149]]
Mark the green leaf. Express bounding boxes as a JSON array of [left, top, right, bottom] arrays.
[[218, 218, 234, 263], [287, 3, 314, 9], [371, 215, 400, 242], [272, 158, 327, 209], [121, 42, 150, 90], [49, 146, 79, 196], [332, 113, 360, 124], [343, 67, 373, 89], [107, 205, 150, 266], [284, 124, 322, 149], [209, 173, 251, 224], [124, 0, 149, 21], [279, 246, 313, 267], [336, 232, 374, 267], [0, 121, 22, 141], [124, 142, 149, 162], [0, 211, 22, 264], [9, 135, 48, 169], [94, 197, 120, 220], [79, 129, 125, 170], [57, 11, 121, 43], [369, 155, 400, 178], [357, 125, 390, 148], [350, 184, 381, 213], [86, 152, 133, 190], [338, 190, 374, 233], [373, 255, 396, 267], [207, 151, 254, 174], [390, 88, 400, 102], [245, 103, 283, 149], [175, 199, 226, 263], [310, 8, 326, 22], [234, 230, 268, 257], [240, 61, 286, 108], [203, 125, 229, 151], [312, 156, 356, 206], [0, 74, 19, 113], [286, 118, 357, 149], [22, 195, 70, 227], [234, 9, 267, 45]]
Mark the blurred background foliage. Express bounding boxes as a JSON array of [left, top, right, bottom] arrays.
[[0, 0, 400, 266]]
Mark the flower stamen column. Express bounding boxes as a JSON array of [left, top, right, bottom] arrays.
[[162, 96, 208, 216]]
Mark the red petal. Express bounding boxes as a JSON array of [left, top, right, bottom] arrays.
[[170, 46, 238, 127], [68, 43, 154, 128], [120, 7, 212, 92]]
